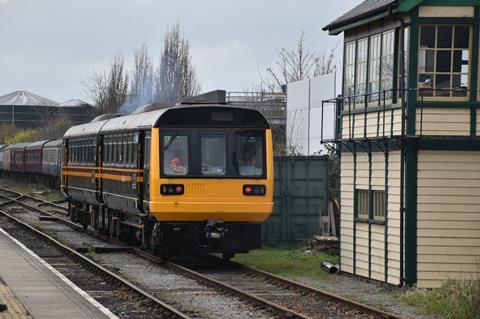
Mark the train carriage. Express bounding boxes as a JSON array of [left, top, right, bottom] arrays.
[[0, 145, 5, 172], [62, 105, 274, 257], [10, 143, 30, 173], [0, 146, 12, 171], [42, 139, 63, 187], [63, 120, 107, 206], [25, 140, 50, 177]]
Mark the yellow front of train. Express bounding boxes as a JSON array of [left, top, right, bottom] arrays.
[[147, 106, 274, 256]]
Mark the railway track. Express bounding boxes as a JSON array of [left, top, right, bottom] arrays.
[[0, 208, 190, 319], [0, 186, 403, 319], [140, 252, 402, 319]]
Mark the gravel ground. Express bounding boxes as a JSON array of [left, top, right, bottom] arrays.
[[289, 274, 441, 319], [91, 253, 271, 319]]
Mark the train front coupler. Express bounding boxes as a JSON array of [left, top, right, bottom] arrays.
[[204, 220, 228, 241]]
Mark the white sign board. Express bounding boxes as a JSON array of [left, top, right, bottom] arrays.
[[286, 73, 336, 155]]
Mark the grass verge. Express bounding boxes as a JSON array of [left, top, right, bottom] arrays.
[[232, 244, 339, 281], [398, 278, 480, 319], [0, 177, 64, 202]]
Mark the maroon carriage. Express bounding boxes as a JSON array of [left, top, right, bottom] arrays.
[[25, 140, 50, 175], [10, 143, 30, 173]]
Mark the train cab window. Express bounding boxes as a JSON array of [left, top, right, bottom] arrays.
[[238, 135, 264, 177], [200, 135, 226, 176], [163, 134, 188, 176]]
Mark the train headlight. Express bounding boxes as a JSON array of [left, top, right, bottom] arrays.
[[243, 185, 266, 196], [161, 184, 184, 195]]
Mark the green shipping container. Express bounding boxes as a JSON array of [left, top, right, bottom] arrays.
[[262, 156, 329, 243]]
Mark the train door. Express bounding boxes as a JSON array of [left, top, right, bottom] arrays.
[[142, 131, 151, 208], [96, 135, 103, 203], [61, 140, 68, 195]]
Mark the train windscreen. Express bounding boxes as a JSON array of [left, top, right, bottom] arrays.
[[161, 129, 265, 178]]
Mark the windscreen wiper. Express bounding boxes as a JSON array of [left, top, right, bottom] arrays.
[[164, 134, 178, 150]]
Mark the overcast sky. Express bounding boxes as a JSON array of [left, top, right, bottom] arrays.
[[0, 0, 358, 103]]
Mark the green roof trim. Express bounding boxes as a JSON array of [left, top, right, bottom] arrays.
[[400, 0, 480, 11], [325, 0, 479, 34], [398, 0, 423, 12]]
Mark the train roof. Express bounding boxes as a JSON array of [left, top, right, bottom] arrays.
[[64, 118, 109, 138], [44, 139, 63, 148], [100, 109, 166, 133], [64, 105, 269, 138], [4, 142, 30, 151], [26, 140, 50, 150]]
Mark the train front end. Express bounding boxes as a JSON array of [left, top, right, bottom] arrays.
[[148, 106, 274, 257]]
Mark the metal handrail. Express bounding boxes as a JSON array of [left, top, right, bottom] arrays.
[[320, 87, 479, 143]]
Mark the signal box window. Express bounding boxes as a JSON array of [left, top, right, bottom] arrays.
[[238, 135, 263, 177], [201, 135, 226, 176], [418, 25, 470, 98], [372, 190, 385, 221], [163, 134, 188, 176], [356, 189, 369, 219]]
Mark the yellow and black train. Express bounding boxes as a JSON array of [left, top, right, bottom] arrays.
[[62, 105, 274, 258]]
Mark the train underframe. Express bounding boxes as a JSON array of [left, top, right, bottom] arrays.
[[68, 200, 261, 259]]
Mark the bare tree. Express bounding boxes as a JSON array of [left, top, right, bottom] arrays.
[[37, 116, 73, 140], [83, 70, 108, 112], [130, 43, 154, 106], [106, 54, 129, 113], [314, 43, 338, 76], [31, 105, 56, 126], [83, 54, 129, 114], [154, 23, 200, 103], [259, 31, 338, 92]]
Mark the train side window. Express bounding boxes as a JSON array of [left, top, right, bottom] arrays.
[[71, 142, 75, 163], [113, 137, 118, 165], [106, 137, 112, 165], [117, 135, 122, 165], [108, 136, 113, 166], [92, 140, 96, 165], [72, 142, 76, 163], [163, 134, 188, 176], [86, 140, 90, 164], [127, 134, 133, 166], [93, 140, 97, 164], [200, 134, 226, 176], [81, 140, 86, 164], [79, 140, 83, 164], [102, 139, 107, 165], [122, 134, 128, 166]]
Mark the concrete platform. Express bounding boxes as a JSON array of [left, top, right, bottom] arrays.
[[0, 277, 32, 319], [0, 228, 116, 319]]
